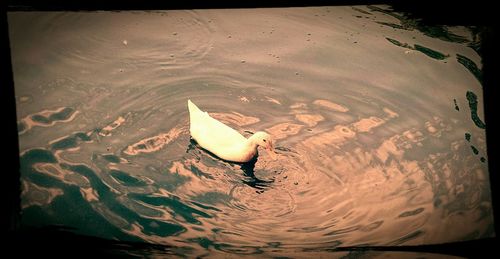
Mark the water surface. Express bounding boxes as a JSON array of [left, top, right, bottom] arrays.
[[9, 5, 492, 257]]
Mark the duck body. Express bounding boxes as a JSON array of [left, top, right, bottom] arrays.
[[188, 100, 273, 163]]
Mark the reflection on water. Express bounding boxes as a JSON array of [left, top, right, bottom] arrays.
[[10, 5, 492, 257]]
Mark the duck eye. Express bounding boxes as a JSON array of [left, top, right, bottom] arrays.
[[263, 139, 266, 142]]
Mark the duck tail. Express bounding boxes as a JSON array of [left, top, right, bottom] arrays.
[[187, 99, 204, 123], [187, 99, 201, 114]]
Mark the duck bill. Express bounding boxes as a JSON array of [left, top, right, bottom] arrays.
[[267, 142, 277, 160]]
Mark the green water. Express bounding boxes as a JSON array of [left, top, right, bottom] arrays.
[[466, 91, 486, 129]]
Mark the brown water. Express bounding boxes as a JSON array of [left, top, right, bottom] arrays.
[[9, 6, 493, 257]]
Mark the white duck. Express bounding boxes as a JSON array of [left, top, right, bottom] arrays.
[[188, 99, 275, 163]]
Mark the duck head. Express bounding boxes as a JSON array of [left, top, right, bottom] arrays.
[[251, 131, 273, 149], [249, 131, 276, 159]]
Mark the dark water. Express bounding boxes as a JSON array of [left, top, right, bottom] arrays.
[[9, 5, 493, 257]]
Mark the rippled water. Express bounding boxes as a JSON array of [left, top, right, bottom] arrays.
[[9, 6, 493, 257]]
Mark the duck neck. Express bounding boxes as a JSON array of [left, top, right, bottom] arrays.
[[244, 136, 260, 153]]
